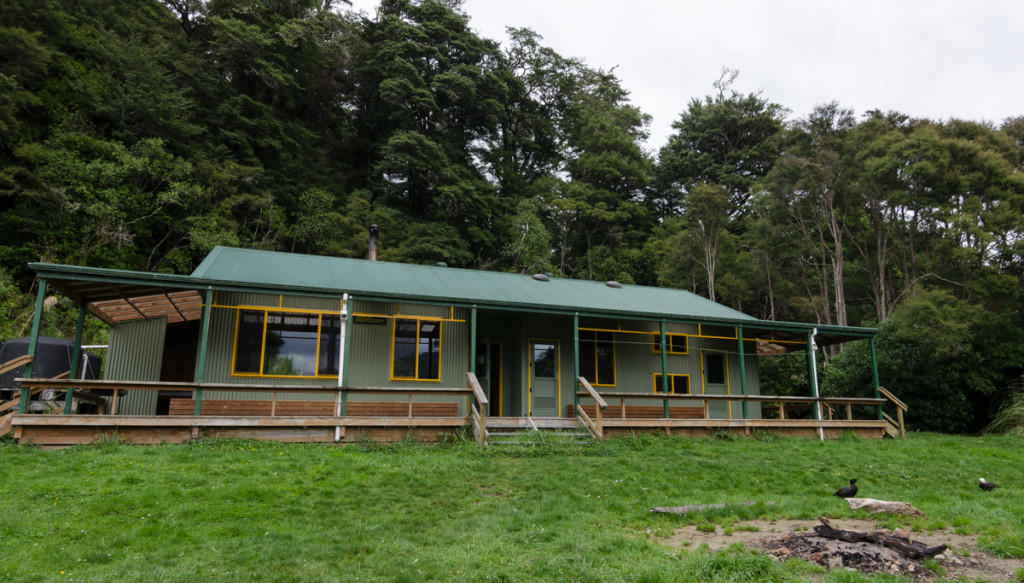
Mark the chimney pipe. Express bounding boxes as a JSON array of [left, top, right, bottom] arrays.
[[367, 224, 379, 261]]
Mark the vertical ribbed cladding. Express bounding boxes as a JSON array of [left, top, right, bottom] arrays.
[[105, 317, 167, 415]]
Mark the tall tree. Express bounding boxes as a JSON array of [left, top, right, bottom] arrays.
[[654, 68, 786, 220]]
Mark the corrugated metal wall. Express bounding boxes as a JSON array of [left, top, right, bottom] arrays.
[[574, 318, 763, 420], [197, 292, 341, 401], [345, 299, 467, 411], [107, 317, 166, 415]]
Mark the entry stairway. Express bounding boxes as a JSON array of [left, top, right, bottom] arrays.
[[483, 417, 595, 448]]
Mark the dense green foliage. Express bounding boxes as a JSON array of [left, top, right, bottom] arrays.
[[2, 434, 1022, 581], [1, 0, 1023, 432]]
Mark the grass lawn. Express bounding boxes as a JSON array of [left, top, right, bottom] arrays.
[[1, 431, 1022, 582]]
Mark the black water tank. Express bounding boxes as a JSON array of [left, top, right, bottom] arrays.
[[0, 337, 102, 390]]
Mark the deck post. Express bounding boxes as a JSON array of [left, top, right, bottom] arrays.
[[573, 313, 580, 414], [193, 287, 214, 416], [65, 304, 86, 414], [737, 325, 747, 419], [470, 307, 477, 413], [19, 278, 47, 414], [870, 337, 881, 420], [339, 293, 352, 420], [807, 328, 824, 440], [660, 321, 669, 418]]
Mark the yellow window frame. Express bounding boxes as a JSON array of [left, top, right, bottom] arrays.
[[230, 307, 341, 379], [652, 373, 691, 394], [651, 333, 689, 355], [389, 317, 443, 382]]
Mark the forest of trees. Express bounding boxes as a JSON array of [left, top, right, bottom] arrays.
[[2, 0, 1023, 433]]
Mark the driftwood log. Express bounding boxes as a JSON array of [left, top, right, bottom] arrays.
[[649, 501, 774, 514], [845, 498, 926, 516], [813, 517, 947, 559]]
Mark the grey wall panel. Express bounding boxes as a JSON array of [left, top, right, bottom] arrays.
[[107, 318, 166, 415]]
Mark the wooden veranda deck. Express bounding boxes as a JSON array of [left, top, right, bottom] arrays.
[[4, 374, 905, 446]]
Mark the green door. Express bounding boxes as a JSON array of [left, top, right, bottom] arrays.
[[702, 350, 731, 419], [529, 340, 560, 417]]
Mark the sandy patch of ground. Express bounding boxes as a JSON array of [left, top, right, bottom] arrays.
[[657, 519, 1023, 581]]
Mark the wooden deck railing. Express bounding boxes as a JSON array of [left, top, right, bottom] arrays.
[[575, 379, 892, 427], [877, 386, 907, 437], [13, 378, 472, 418], [576, 377, 607, 440], [466, 372, 488, 447]]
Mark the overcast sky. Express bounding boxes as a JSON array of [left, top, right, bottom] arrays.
[[345, 0, 1024, 153]]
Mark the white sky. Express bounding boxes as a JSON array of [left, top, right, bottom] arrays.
[[345, 0, 1024, 153]]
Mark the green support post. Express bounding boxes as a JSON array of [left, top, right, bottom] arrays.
[[64, 305, 86, 414], [573, 313, 580, 412], [193, 288, 214, 416], [470, 307, 477, 411], [660, 321, 669, 419], [737, 326, 748, 419], [19, 279, 47, 414], [870, 337, 881, 420]]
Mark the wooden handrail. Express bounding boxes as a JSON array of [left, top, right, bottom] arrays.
[[577, 406, 603, 441], [577, 377, 608, 409], [466, 372, 488, 409], [0, 354, 33, 376], [576, 377, 606, 440], [877, 386, 907, 411], [575, 391, 885, 407], [466, 372, 488, 447]]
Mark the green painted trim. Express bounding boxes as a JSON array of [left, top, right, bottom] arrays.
[[573, 314, 580, 411], [20, 279, 47, 414], [470, 307, 477, 411], [65, 305, 86, 414], [738, 325, 748, 419], [660, 321, 669, 418], [194, 288, 214, 415]]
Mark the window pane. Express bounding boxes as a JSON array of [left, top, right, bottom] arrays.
[[595, 332, 614, 385], [393, 319, 418, 378], [318, 315, 341, 376], [533, 343, 556, 378], [579, 331, 596, 383], [234, 310, 264, 373], [263, 312, 318, 376], [418, 321, 441, 380], [672, 375, 690, 394], [705, 353, 726, 384], [670, 335, 688, 354]]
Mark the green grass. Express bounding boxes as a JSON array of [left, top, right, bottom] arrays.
[[1, 432, 1021, 582]]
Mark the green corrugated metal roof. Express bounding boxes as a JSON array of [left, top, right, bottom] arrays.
[[192, 246, 759, 323]]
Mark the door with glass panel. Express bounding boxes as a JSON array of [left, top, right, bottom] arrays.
[[529, 340, 559, 417]]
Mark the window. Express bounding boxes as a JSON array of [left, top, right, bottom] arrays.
[[652, 333, 688, 355], [653, 373, 691, 394], [704, 352, 726, 385], [392, 318, 442, 381], [233, 309, 341, 377], [579, 330, 615, 385]]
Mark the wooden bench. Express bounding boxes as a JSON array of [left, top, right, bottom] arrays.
[[567, 403, 706, 420], [169, 399, 459, 417]]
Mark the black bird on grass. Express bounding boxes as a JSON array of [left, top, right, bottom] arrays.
[[833, 479, 858, 498], [979, 478, 999, 491]]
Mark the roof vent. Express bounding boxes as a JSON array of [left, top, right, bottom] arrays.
[[435, 262, 447, 268], [606, 280, 622, 289], [532, 273, 549, 282]]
